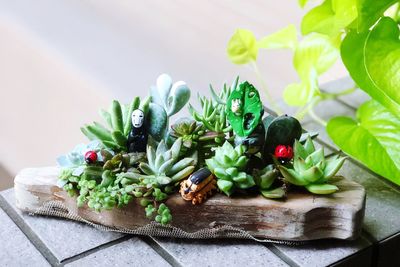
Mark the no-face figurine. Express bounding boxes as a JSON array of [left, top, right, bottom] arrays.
[[127, 109, 148, 153]]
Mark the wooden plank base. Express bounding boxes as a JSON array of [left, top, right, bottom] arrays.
[[14, 167, 366, 241]]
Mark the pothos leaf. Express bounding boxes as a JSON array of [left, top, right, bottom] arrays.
[[341, 17, 400, 116], [294, 33, 339, 80], [258, 24, 298, 50], [327, 100, 400, 185], [227, 29, 258, 64], [284, 33, 338, 106], [355, 0, 397, 31], [301, 0, 358, 37]]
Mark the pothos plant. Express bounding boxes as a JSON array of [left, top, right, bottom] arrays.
[[226, 1, 400, 186]]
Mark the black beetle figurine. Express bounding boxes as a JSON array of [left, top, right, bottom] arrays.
[[127, 109, 148, 153]]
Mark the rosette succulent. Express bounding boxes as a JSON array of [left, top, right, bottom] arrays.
[[277, 137, 346, 194], [139, 138, 197, 187], [167, 118, 204, 154], [206, 141, 255, 196]]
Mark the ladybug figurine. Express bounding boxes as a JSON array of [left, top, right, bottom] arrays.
[[274, 145, 293, 163], [85, 151, 98, 164]]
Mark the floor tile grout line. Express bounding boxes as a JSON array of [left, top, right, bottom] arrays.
[[264, 244, 300, 267], [0, 194, 60, 267], [60, 235, 132, 265], [141, 236, 183, 267]]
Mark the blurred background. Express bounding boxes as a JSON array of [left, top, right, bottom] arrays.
[[0, 0, 347, 189]]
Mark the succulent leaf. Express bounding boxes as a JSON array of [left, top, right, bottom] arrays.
[[305, 183, 339, 194], [261, 187, 286, 199]]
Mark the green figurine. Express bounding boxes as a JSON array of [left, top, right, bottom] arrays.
[[226, 81, 264, 137]]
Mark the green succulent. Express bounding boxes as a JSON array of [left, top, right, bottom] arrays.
[[253, 165, 286, 199], [148, 74, 191, 141], [277, 137, 346, 194], [206, 141, 255, 196], [81, 97, 150, 152], [168, 118, 204, 154], [102, 151, 146, 173], [188, 79, 236, 144], [139, 138, 197, 187]]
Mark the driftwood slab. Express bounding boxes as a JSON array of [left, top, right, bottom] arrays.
[[14, 167, 366, 241]]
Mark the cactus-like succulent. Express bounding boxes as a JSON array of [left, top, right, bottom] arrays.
[[81, 97, 150, 152], [277, 136, 346, 194], [188, 80, 236, 144], [205, 141, 255, 196], [139, 138, 197, 186], [148, 74, 191, 141]]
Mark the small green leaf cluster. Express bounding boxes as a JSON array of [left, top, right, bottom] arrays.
[[144, 203, 172, 225]]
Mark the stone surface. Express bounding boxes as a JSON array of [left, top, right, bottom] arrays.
[[0, 207, 50, 266], [377, 233, 400, 267], [0, 189, 124, 262], [302, 100, 355, 148], [338, 89, 371, 110], [337, 161, 400, 241], [153, 238, 288, 267], [274, 237, 371, 267], [66, 238, 170, 267]]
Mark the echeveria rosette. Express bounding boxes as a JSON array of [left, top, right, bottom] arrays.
[[277, 137, 346, 194], [167, 118, 204, 155], [139, 138, 197, 187], [57, 140, 104, 168], [206, 141, 255, 196]]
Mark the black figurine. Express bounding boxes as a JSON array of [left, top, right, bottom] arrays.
[[127, 109, 148, 153]]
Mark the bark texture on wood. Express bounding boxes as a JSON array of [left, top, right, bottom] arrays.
[[14, 167, 365, 241]]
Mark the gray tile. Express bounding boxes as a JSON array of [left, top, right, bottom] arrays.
[[152, 238, 289, 267], [0, 207, 50, 267], [303, 100, 355, 148], [338, 89, 371, 110], [336, 162, 400, 242], [274, 237, 371, 267], [377, 233, 400, 267], [66, 238, 170, 267], [0, 189, 124, 262]]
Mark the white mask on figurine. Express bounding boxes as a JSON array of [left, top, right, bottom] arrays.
[[131, 109, 144, 128]]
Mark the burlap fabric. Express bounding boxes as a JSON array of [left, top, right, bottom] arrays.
[[30, 200, 304, 245]]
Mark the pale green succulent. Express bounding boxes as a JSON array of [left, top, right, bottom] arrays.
[[148, 74, 191, 141], [277, 137, 346, 194], [139, 138, 197, 186], [206, 141, 255, 196]]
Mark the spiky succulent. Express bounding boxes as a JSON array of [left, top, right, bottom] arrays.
[[188, 79, 236, 144], [81, 97, 150, 152], [139, 138, 197, 187], [277, 137, 346, 194], [206, 141, 255, 196]]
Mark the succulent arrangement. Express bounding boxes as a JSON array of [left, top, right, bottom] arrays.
[[58, 73, 346, 227]]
